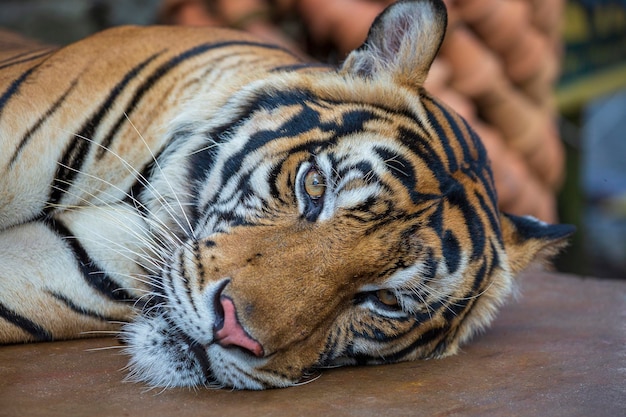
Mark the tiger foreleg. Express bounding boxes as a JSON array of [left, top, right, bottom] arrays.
[[0, 204, 151, 343]]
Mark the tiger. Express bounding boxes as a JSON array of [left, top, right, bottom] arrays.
[[0, 0, 573, 390]]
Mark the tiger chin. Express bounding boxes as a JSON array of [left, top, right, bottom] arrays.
[[0, 0, 573, 390]]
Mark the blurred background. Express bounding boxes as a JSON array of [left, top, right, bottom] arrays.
[[1, 0, 625, 279]]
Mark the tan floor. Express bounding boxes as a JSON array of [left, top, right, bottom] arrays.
[[1, 271, 624, 417]]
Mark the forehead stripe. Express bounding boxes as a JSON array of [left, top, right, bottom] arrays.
[[372, 146, 429, 205], [423, 95, 489, 171], [475, 189, 501, 243], [197, 95, 385, 214], [220, 98, 380, 178], [442, 229, 461, 274], [397, 125, 450, 189], [421, 98, 460, 172]]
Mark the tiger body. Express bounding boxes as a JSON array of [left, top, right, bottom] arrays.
[[0, 0, 572, 389]]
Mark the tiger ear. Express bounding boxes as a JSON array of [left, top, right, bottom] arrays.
[[500, 213, 576, 274], [340, 0, 447, 86]]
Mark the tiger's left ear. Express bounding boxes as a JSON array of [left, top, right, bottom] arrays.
[[340, 0, 447, 86], [500, 213, 576, 274]]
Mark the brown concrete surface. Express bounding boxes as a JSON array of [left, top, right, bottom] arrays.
[[1, 272, 624, 417]]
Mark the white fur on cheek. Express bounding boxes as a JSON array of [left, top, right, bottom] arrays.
[[122, 313, 207, 388]]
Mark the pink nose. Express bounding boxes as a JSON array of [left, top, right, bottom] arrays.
[[214, 297, 264, 357]]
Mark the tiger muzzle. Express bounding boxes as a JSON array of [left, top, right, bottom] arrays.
[[197, 224, 365, 358]]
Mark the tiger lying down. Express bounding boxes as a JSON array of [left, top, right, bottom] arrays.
[[0, 0, 573, 389]]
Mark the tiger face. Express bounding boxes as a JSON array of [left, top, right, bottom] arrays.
[[119, 0, 573, 389]]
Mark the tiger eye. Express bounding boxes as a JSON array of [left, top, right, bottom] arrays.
[[376, 289, 400, 307], [304, 169, 326, 199]]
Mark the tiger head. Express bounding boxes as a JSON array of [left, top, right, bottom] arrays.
[[122, 0, 573, 389]]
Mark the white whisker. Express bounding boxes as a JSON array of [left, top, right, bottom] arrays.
[[124, 112, 197, 240], [85, 345, 127, 352], [188, 143, 219, 156], [50, 165, 188, 249], [54, 127, 195, 244], [382, 154, 409, 177]]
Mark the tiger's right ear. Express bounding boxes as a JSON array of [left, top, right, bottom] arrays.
[[340, 0, 447, 86], [500, 213, 576, 275]]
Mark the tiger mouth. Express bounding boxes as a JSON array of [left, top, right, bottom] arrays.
[[163, 278, 265, 386]]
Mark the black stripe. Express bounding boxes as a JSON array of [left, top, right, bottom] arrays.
[[427, 200, 445, 239], [372, 146, 424, 204], [475, 189, 501, 244], [432, 260, 491, 355], [0, 49, 40, 65], [47, 219, 138, 302], [123, 159, 155, 217], [422, 97, 460, 172], [47, 291, 128, 323], [455, 193, 486, 260], [46, 130, 93, 208], [0, 65, 38, 120], [179, 244, 194, 310], [45, 52, 162, 208], [351, 323, 447, 365], [461, 116, 490, 171], [429, 97, 481, 168], [350, 315, 416, 343], [317, 329, 343, 365], [270, 63, 330, 73], [390, 324, 449, 362], [489, 239, 501, 273], [397, 125, 449, 200], [0, 48, 55, 70], [442, 229, 461, 274], [96, 40, 292, 159], [0, 302, 53, 342], [181, 331, 216, 383], [432, 176, 486, 261], [424, 96, 490, 175], [193, 240, 206, 287], [8, 78, 79, 169], [268, 156, 290, 202]]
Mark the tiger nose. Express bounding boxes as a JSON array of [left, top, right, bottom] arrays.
[[214, 296, 264, 357]]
